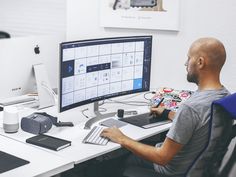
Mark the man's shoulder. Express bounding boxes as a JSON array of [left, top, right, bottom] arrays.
[[181, 88, 230, 111]]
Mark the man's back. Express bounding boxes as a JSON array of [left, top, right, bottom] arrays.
[[154, 87, 230, 176]]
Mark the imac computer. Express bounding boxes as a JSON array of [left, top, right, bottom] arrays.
[[59, 36, 152, 129], [0, 35, 64, 108]]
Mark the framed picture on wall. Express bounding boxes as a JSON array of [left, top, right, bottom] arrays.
[[100, 0, 180, 31]]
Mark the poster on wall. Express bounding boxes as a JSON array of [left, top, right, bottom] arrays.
[[100, 0, 180, 31]]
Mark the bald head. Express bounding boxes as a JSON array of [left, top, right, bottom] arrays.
[[190, 37, 226, 71]]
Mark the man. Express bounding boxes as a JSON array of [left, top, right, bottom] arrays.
[[101, 37, 230, 177]]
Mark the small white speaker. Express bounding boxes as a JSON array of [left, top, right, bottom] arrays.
[[3, 106, 19, 133]]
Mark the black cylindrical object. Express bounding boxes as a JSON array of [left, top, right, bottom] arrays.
[[117, 109, 124, 118]]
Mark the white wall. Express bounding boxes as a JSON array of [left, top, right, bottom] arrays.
[[0, 0, 66, 37], [67, 0, 236, 92]]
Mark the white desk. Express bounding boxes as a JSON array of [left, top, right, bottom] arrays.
[[0, 97, 172, 175], [0, 105, 171, 165], [0, 135, 74, 177]]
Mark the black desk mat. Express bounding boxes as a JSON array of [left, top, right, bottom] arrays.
[[0, 151, 30, 174]]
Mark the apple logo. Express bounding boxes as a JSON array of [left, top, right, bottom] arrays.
[[34, 45, 40, 54]]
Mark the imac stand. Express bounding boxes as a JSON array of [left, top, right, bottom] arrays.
[[33, 63, 56, 109], [84, 101, 116, 129]]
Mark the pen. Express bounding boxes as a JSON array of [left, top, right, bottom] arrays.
[[150, 97, 164, 116], [154, 97, 164, 108]]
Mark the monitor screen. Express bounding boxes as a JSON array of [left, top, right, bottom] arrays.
[[59, 36, 152, 112]]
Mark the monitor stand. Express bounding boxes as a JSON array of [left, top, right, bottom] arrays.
[[33, 63, 56, 109], [84, 101, 116, 129]]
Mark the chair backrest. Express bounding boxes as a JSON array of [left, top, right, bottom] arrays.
[[217, 124, 236, 177], [186, 93, 236, 177]]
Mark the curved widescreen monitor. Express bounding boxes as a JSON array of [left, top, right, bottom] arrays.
[[59, 36, 152, 112]]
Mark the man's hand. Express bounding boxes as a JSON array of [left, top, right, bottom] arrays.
[[150, 106, 175, 121], [150, 106, 165, 117], [101, 126, 128, 144]]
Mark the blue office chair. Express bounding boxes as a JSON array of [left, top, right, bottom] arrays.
[[186, 93, 236, 177], [217, 125, 236, 177]]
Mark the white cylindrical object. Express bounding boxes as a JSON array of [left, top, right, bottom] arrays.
[[3, 106, 19, 133]]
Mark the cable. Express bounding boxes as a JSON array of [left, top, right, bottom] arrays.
[[143, 91, 156, 101], [38, 81, 57, 107], [40, 81, 57, 103], [81, 108, 90, 119]]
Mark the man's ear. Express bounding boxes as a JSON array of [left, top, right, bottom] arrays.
[[198, 57, 205, 69]]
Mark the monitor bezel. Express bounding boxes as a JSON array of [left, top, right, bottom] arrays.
[[59, 35, 152, 112]]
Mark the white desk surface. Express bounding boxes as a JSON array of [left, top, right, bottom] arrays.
[[0, 104, 172, 165], [0, 135, 74, 177]]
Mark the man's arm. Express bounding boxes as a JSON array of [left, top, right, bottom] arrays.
[[101, 127, 183, 166]]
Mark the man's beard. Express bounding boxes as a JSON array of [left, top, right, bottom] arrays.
[[187, 73, 199, 84]]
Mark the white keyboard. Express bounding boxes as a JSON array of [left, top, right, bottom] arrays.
[[83, 126, 109, 145]]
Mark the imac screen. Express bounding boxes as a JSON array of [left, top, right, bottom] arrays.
[[0, 35, 63, 99]]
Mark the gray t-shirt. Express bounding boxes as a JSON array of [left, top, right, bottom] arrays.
[[154, 87, 230, 177]]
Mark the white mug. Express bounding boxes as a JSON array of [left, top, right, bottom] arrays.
[[3, 106, 19, 133]]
